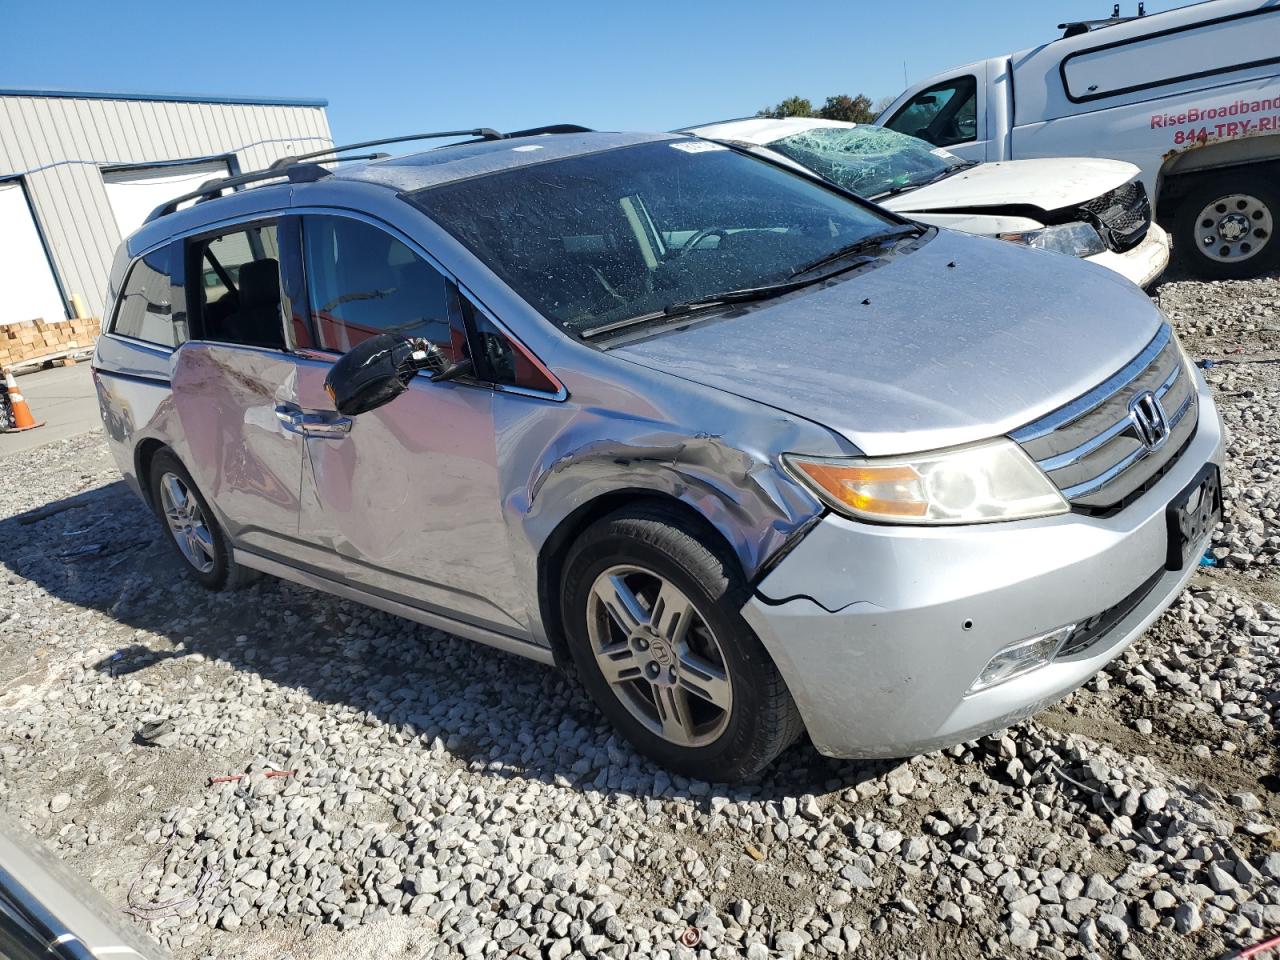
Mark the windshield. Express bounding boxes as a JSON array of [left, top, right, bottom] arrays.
[[406, 139, 898, 335], [766, 125, 967, 199]]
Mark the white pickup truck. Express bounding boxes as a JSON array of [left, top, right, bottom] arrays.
[[876, 0, 1280, 279]]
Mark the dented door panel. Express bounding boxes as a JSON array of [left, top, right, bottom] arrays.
[[292, 361, 527, 636], [169, 342, 304, 554]]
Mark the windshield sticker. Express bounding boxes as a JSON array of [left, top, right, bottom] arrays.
[[670, 141, 728, 153], [511, 145, 544, 153]]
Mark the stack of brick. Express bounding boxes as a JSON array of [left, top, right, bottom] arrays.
[[0, 317, 100, 370]]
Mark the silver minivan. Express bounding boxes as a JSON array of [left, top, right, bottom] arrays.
[[93, 129, 1224, 781]]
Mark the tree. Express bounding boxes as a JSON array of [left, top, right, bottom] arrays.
[[758, 93, 882, 123], [758, 96, 814, 119], [817, 94, 876, 124]]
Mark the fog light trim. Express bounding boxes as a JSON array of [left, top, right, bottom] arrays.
[[968, 624, 1077, 694]]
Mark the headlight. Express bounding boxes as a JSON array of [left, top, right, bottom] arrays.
[[999, 221, 1107, 258], [784, 438, 1069, 525]]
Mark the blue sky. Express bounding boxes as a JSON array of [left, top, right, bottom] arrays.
[[1, 0, 1186, 143]]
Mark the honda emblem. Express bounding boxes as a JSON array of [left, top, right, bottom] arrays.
[[1129, 391, 1170, 452]]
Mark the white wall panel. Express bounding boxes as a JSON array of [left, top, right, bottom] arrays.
[[102, 160, 232, 241], [0, 93, 332, 317], [0, 180, 68, 325]]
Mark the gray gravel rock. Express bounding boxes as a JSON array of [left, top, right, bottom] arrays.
[[2, 269, 1279, 960]]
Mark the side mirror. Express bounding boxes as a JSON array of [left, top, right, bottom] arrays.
[[323, 334, 473, 416]]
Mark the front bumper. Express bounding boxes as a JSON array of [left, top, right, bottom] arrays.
[[1085, 223, 1171, 288], [743, 374, 1223, 759]]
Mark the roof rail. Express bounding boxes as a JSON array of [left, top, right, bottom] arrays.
[[141, 126, 590, 226], [1059, 2, 1145, 37], [501, 124, 594, 138], [266, 129, 503, 170], [142, 152, 387, 224]]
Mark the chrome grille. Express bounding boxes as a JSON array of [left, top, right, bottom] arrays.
[[1078, 180, 1151, 252], [1011, 325, 1198, 512]]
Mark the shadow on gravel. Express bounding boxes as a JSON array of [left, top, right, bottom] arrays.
[[2, 481, 896, 802]]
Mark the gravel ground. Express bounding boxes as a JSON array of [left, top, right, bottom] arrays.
[[1, 271, 1278, 960]]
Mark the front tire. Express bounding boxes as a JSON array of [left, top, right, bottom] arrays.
[[148, 449, 256, 591], [1173, 170, 1279, 280], [561, 505, 802, 781]]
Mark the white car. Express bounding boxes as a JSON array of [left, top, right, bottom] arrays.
[[687, 116, 1171, 287]]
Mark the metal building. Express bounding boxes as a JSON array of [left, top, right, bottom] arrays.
[[0, 88, 332, 325]]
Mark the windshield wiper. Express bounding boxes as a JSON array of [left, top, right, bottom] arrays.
[[788, 224, 922, 279], [581, 227, 921, 341], [882, 160, 980, 196], [581, 278, 821, 339], [879, 161, 981, 197]]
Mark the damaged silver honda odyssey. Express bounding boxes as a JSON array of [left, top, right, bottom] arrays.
[[93, 128, 1223, 781]]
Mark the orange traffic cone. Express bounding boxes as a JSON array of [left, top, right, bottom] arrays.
[[1, 367, 43, 433]]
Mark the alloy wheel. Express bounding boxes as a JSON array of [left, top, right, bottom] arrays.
[[1195, 193, 1273, 263], [585, 564, 733, 747], [159, 472, 216, 574]]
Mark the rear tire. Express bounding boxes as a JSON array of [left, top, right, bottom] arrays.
[[561, 504, 802, 781], [1172, 170, 1279, 280], [148, 449, 256, 591]]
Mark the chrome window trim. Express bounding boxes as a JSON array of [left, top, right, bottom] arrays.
[[1009, 324, 1172, 444], [101, 330, 176, 357]]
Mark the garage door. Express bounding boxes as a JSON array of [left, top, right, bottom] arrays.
[[0, 180, 67, 326], [102, 159, 232, 241]]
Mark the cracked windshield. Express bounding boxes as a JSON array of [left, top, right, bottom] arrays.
[[768, 125, 969, 199]]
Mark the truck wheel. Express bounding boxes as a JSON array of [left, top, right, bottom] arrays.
[[560, 505, 803, 781], [1173, 171, 1279, 280], [148, 449, 257, 591]]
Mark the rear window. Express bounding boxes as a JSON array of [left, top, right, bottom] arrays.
[[111, 244, 187, 348]]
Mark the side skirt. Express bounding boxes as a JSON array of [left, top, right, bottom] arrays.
[[234, 549, 556, 666]]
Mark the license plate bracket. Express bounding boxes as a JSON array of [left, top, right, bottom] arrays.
[[1165, 464, 1222, 571]]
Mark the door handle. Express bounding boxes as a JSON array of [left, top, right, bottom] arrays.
[[275, 405, 352, 438]]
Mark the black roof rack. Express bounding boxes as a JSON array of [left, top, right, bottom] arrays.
[[1059, 2, 1145, 37], [142, 153, 388, 224], [266, 129, 503, 170], [502, 123, 594, 138], [142, 125, 592, 225]]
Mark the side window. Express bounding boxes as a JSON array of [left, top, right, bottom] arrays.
[[191, 223, 284, 349], [884, 75, 978, 147], [462, 298, 560, 394], [111, 243, 187, 348], [302, 215, 463, 360]]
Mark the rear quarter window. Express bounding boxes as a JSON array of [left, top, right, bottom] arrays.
[[111, 243, 187, 348]]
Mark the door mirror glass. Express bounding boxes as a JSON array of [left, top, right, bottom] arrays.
[[324, 334, 472, 415], [324, 334, 414, 415]]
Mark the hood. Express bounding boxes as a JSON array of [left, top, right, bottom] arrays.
[[881, 157, 1139, 215], [610, 230, 1162, 456]]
